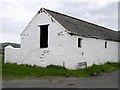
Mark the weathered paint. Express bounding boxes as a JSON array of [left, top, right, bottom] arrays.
[[4, 10, 119, 69]]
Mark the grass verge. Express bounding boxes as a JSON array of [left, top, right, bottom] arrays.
[[0, 54, 2, 81], [2, 62, 120, 80]]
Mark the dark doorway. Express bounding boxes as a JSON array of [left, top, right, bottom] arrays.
[[40, 25, 48, 48]]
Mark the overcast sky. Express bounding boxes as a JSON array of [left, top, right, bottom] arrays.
[[0, 0, 119, 44]]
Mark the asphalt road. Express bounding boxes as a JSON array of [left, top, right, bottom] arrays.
[[2, 70, 119, 88]]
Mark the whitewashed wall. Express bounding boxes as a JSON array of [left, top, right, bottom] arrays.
[[19, 10, 119, 69], [4, 45, 21, 64], [5, 9, 119, 69]]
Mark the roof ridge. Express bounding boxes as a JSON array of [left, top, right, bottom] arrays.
[[44, 8, 117, 33], [41, 8, 119, 42]]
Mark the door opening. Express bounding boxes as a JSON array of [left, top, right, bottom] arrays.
[[39, 25, 48, 48]]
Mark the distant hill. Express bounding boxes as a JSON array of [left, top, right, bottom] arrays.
[[0, 42, 21, 49]]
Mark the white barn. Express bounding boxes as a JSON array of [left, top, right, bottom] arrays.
[[5, 8, 119, 69]]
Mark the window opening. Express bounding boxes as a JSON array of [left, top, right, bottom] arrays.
[[78, 38, 82, 48], [39, 25, 48, 48]]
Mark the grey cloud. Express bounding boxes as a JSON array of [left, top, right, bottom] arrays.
[[88, 2, 118, 30], [56, 2, 118, 30], [0, 0, 118, 43]]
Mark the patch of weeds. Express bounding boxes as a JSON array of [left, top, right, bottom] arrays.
[[46, 64, 66, 70], [2, 62, 120, 80]]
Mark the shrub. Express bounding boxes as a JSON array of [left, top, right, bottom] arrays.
[[46, 64, 66, 70]]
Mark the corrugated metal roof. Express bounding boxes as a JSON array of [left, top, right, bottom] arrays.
[[43, 8, 119, 42]]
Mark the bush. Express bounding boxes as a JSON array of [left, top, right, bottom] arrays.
[[46, 64, 66, 70]]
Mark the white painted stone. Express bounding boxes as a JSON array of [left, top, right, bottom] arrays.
[[4, 46, 20, 64], [4, 10, 119, 69]]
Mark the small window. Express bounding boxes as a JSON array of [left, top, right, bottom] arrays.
[[78, 38, 82, 48], [78, 62, 87, 69], [105, 41, 107, 48]]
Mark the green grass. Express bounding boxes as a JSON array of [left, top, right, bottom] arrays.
[[2, 62, 120, 80], [0, 54, 2, 81]]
